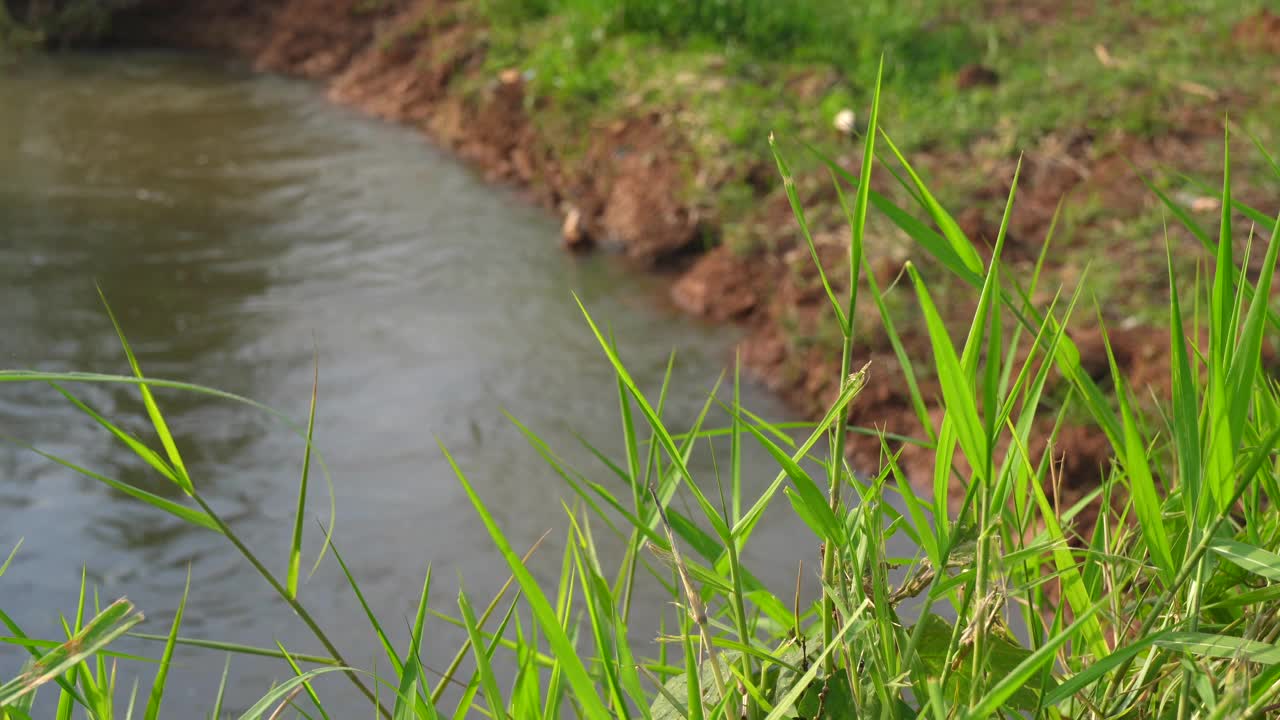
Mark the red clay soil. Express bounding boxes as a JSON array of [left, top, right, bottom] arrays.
[[1233, 9, 1280, 56], [110, 0, 1274, 533]]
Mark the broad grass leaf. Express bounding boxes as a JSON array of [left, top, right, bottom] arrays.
[[968, 600, 1102, 719], [1209, 538, 1280, 582], [1156, 633, 1280, 665], [0, 599, 142, 708], [744, 421, 843, 544], [905, 264, 989, 474], [913, 613, 1053, 712]]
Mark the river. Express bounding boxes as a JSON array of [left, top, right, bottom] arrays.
[[0, 53, 831, 715]]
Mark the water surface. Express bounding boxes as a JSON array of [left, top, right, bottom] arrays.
[[0, 53, 825, 714]]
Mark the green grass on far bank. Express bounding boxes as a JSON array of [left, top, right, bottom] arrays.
[[471, 0, 1278, 332], [479, 0, 1276, 151], [5, 69, 1280, 718]]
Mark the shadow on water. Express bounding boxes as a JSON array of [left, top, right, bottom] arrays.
[[0, 52, 927, 715]]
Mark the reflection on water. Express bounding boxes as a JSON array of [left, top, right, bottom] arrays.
[[0, 52, 856, 714]]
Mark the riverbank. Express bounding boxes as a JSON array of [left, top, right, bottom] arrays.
[[105, 0, 1279, 502]]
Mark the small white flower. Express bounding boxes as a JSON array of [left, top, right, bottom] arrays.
[[833, 109, 856, 135]]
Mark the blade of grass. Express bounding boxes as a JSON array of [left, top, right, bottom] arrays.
[[395, 566, 439, 720], [275, 642, 332, 720], [1101, 320, 1177, 582], [235, 668, 354, 720], [144, 566, 189, 720], [456, 588, 505, 720], [211, 655, 232, 720], [1165, 235, 1203, 525], [905, 262, 989, 472], [1209, 539, 1280, 582], [97, 286, 193, 494], [769, 133, 846, 329], [287, 356, 320, 599], [0, 539, 21, 578], [1156, 633, 1280, 665], [12, 441, 219, 533], [0, 599, 142, 707]]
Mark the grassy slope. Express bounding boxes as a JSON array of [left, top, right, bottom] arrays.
[[478, 0, 1277, 307]]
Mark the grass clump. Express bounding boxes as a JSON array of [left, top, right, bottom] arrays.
[[4, 72, 1280, 719]]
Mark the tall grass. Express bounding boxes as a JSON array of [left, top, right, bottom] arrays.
[[4, 73, 1280, 718]]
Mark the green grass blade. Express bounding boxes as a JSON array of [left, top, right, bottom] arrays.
[[1212, 132, 1236, 363], [97, 287, 193, 494], [451, 582, 524, 720], [0, 539, 21, 578], [126, 633, 335, 666], [1165, 236, 1202, 522], [803, 140, 982, 286], [1101, 322, 1176, 582], [13, 441, 219, 533], [566, 515, 631, 718], [576, 295, 733, 542], [456, 588, 505, 720], [860, 251, 935, 441], [732, 364, 867, 543], [878, 133, 984, 277], [235, 667, 354, 720], [0, 636, 154, 665], [55, 568, 89, 720], [144, 566, 189, 720], [1225, 216, 1280, 466], [45, 383, 179, 485], [847, 58, 881, 322], [741, 422, 842, 544], [431, 538, 547, 705], [1155, 633, 1280, 664], [275, 642, 332, 720], [769, 135, 846, 329], [210, 655, 232, 720], [288, 358, 320, 600], [905, 263, 988, 472], [1209, 538, 1280, 582], [1014, 434, 1110, 660], [730, 359, 742, 527], [394, 567, 438, 720], [0, 599, 142, 707], [761, 608, 864, 720]]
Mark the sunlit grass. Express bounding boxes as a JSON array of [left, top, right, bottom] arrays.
[[3, 69, 1280, 718]]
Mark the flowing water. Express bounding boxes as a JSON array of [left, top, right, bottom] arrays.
[[0, 53, 844, 714]]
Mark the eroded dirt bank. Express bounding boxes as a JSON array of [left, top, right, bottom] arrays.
[[110, 0, 1279, 529]]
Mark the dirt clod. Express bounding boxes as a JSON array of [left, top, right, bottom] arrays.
[[1233, 10, 1280, 54], [955, 64, 999, 89], [561, 207, 588, 251], [671, 248, 761, 321]]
